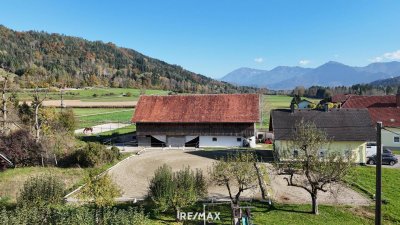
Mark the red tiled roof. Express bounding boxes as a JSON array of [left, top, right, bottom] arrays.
[[368, 108, 400, 127], [331, 94, 354, 103], [342, 95, 397, 108], [131, 94, 260, 123], [341, 95, 400, 127]]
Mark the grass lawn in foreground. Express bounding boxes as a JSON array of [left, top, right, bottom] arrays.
[[0, 153, 133, 203], [150, 202, 372, 224], [0, 167, 86, 203], [346, 166, 400, 223]]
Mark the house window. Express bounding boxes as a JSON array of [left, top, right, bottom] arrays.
[[394, 136, 400, 143], [212, 137, 217, 142], [237, 138, 241, 142]]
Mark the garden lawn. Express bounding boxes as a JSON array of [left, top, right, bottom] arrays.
[[346, 166, 400, 223], [392, 149, 400, 155]]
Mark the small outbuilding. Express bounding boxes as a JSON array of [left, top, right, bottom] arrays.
[[131, 94, 260, 148]]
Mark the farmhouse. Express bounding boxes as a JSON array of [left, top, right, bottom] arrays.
[[269, 108, 376, 164], [342, 94, 400, 151], [297, 99, 314, 109], [131, 94, 260, 148]]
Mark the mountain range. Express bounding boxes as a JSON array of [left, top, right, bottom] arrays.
[[221, 61, 400, 90]]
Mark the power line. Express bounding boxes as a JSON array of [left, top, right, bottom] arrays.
[[382, 127, 400, 136]]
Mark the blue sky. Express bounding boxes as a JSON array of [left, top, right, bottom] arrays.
[[1, 0, 400, 78]]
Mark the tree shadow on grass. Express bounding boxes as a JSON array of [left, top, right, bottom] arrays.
[[254, 203, 313, 215]]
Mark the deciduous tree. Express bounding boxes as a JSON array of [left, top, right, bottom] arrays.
[[273, 120, 354, 214]]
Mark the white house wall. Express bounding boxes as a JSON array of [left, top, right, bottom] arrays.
[[199, 136, 243, 147], [382, 128, 400, 150]]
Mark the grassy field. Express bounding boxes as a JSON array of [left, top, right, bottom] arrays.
[[73, 108, 135, 128], [346, 166, 400, 223], [17, 87, 169, 102], [259, 95, 320, 129]]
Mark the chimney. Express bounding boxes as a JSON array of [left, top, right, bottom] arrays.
[[324, 103, 329, 112], [290, 102, 295, 113]]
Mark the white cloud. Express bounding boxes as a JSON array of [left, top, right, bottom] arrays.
[[299, 59, 311, 66], [383, 50, 400, 60], [254, 57, 264, 63], [370, 50, 400, 62]]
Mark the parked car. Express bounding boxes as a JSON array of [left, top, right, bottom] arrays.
[[367, 154, 398, 166], [366, 142, 394, 157]]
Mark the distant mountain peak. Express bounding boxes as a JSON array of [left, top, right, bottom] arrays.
[[222, 61, 400, 90]]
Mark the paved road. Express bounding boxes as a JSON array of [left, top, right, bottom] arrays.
[[75, 123, 130, 134]]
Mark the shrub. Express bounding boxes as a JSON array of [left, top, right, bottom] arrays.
[[58, 109, 76, 133], [148, 164, 207, 214], [0, 130, 43, 167], [148, 164, 174, 212], [0, 205, 152, 225], [125, 92, 132, 97], [17, 175, 65, 207], [74, 142, 119, 167], [79, 173, 121, 208]]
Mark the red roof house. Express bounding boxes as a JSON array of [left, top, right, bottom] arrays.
[[342, 94, 400, 128]]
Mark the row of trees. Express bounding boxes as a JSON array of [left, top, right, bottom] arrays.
[[293, 84, 400, 99]]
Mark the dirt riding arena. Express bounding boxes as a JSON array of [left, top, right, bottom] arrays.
[[106, 149, 370, 205]]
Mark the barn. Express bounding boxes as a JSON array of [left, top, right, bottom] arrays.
[[131, 94, 260, 148]]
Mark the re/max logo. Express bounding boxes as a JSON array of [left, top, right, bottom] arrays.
[[177, 211, 221, 221]]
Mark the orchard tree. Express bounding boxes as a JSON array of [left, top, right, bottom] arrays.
[[32, 88, 48, 143], [209, 151, 266, 205], [273, 120, 354, 214]]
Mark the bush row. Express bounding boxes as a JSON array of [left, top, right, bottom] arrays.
[[0, 205, 152, 225]]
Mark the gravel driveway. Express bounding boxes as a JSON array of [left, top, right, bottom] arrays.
[[267, 167, 371, 205], [107, 150, 370, 206]]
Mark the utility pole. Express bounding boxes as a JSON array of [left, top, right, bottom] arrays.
[[376, 121, 382, 225], [60, 89, 64, 112]]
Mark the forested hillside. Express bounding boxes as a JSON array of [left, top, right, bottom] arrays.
[[0, 25, 258, 93]]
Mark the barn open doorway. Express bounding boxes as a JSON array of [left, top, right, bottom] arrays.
[[185, 136, 199, 148], [167, 136, 186, 147], [150, 136, 166, 147]]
